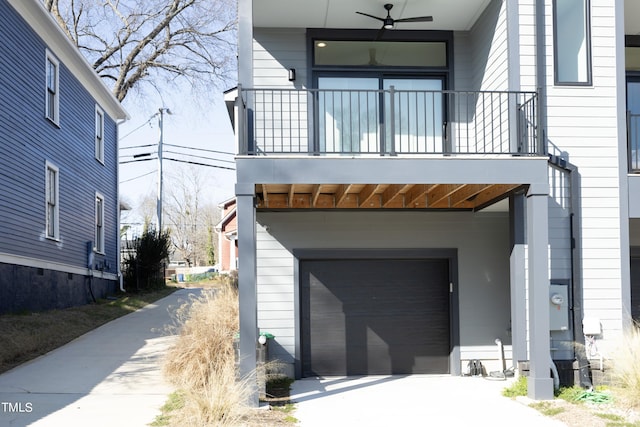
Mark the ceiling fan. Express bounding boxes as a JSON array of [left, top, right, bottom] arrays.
[[356, 3, 433, 30]]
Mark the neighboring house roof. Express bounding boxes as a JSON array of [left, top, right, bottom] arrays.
[[215, 204, 237, 234], [8, 0, 128, 122]]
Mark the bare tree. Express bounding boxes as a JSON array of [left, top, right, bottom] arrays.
[[164, 166, 219, 266], [44, 0, 236, 101]]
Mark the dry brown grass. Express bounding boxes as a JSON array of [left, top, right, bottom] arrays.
[[163, 284, 254, 426], [610, 324, 640, 408]]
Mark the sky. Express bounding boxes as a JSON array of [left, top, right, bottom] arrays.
[[118, 89, 236, 236]]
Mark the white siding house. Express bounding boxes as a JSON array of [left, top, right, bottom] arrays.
[[229, 0, 638, 405]]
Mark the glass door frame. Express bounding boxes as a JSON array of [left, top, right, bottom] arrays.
[[307, 29, 453, 155]]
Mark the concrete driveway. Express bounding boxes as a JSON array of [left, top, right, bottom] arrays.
[[290, 375, 566, 427], [0, 288, 197, 427]]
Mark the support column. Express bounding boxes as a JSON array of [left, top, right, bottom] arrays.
[[236, 184, 258, 406], [526, 190, 554, 400], [509, 192, 527, 365]]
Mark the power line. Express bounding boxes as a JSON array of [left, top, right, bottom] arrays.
[[164, 143, 235, 156], [120, 170, 157, 184], [119, 115, 157, 140], [164, 150, 236, 165], [164, 157, 235, 170], [119, 157, 157, 165], [120, 143, 157, 150]]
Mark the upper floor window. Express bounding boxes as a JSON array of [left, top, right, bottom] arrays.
[[45, 51, 60, 123], [95, 105, 104, 163], [45, 161, 59, 240], [553, 0, 592, 85], [95, 192, 105, 253]]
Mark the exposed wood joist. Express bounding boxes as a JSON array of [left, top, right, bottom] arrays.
[[254, 183, 521, 210]]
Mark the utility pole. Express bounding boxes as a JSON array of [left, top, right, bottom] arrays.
[[157, 107, 171, 232]]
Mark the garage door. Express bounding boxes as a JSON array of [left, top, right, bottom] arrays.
[[300, 258, 450, 377]]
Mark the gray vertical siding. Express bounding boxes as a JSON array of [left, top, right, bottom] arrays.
[[0, 0, 120, 312]]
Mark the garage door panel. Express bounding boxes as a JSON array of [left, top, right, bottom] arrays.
[[301, 258, 450, 377]]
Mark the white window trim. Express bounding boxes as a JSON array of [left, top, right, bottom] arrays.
[[45, 161, 60, 241], [45, 50, 60, 125], [95, 105, 105, 164], [95, 192, 105, 254]]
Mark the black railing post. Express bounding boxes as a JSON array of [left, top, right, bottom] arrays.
[[388, 86, 396, 156]]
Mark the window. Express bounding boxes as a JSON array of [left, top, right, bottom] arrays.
[[95, 105, 104, 163], [95, 193, 105, 253], [45, 162, 59, 240], [553, 0, 592, 85], [45, 51, 60, 123]]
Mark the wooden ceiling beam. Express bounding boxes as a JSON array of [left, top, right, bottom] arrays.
[[335, 184, 353, 207], [406, 184, 434, 206], [288, 184, 295, 208], [472, 184, 521, 208], [311, 184, 322, 207], [448, 184, 488, 208], [427, 184, 462, 207], [262, 184, 269, 208], [358, 184, 380, 207], [382, 184, 412, 207]]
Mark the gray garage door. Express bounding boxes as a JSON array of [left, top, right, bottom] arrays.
[[300, 258, 450, 377]]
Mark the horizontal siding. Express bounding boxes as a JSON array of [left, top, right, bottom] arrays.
[[253, 28, 307, 88], [0, 0, 120, 275], [542, 0, 625, 348]]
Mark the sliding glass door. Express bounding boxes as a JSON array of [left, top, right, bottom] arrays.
[[317, 76, 444, 154]]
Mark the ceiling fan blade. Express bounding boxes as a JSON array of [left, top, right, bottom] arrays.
[[356, 11, 385, 22], [394, 16, 434, 23], [375, 26, 386, 41]]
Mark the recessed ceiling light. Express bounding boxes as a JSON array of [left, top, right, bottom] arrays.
[[316, 41, 327, 48]]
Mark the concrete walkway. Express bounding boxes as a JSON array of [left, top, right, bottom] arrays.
[[290, 375, 567, 427], [0, 288, 199, 427]]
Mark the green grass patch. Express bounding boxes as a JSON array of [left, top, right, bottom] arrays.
[[503, 375, 528, 397], [530, 401, 565, 416], [150, 391, 185, 426], [0, 286, 177, 374], [273, 403, 298, 423]]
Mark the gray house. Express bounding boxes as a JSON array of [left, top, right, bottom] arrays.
[[229, 0, 639, 404], [0, 0, 128, 313]]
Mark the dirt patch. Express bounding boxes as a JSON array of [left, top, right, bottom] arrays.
[[519, 393, 640, 427]]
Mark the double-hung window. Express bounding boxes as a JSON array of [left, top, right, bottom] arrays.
[[95, 193, 105, 253], [45, 162, 59, 240], [45, 51, 60, 123], [95, 105, 104, 163], [553, 0, 592, 85]]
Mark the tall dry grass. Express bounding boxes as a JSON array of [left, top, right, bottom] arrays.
[[163, 284, 251, 426], [610, 323, 640, 406]]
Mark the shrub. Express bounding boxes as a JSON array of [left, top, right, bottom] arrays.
[[122, 230, 170, 291], [503, 375, 528, 397], [163, 285, 250, 425]]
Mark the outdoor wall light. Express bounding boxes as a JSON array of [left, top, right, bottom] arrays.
[[288, 68, 296, 81]]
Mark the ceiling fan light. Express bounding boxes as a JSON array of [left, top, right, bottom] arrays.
[[383, 18, 394, 29]]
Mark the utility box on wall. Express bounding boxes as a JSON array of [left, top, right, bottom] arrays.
[[550, 284, 569, 331]]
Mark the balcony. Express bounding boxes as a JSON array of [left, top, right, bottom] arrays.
[[237, 87, 540, 157]]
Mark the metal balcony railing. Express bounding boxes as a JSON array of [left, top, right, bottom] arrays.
[[237, 86, 540, 156], [628, 112, 640, 173]]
